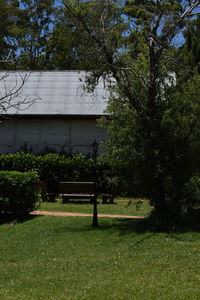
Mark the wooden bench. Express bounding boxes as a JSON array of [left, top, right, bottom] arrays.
[[58, 181, 95, 203]]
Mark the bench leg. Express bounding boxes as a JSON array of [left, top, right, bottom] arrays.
[[102, 196, 108, 204], [62, 196, 70, 203], [41, 192, 48, 202], [109, 197, 116, 204], [47, 195, 56, 202]]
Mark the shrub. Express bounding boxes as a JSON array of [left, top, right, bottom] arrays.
[[37, 153, 94, 184], [0, 152, 38, 172], [67, 154, 94, 181], [37, 153, 67, 185], [183, 175, 200, 210], [0, 152, 113, 194], [0, 171, 40, 214]]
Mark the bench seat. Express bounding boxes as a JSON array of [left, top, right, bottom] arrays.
[[59, 181, 95, 203], [60, 193, 94, 198], [39, 181, 96, 203]]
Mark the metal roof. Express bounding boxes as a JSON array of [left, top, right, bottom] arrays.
[[0, 71, 109, 116]]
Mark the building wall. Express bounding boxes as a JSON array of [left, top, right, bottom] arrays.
[[0, 118, 107, 154]]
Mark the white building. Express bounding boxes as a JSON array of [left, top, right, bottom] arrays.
[[0, 71, 108, 154]]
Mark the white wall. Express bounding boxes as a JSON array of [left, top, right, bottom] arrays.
[[0, 118, 107, 154]]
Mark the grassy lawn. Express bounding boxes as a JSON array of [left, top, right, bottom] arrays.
[[1, 214, 200, 300], [39, 197, 152, 217]]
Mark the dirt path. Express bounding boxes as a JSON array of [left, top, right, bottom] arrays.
[[31, 210, 146, 219]]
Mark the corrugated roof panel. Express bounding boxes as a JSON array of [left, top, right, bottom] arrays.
[[0, 71, 109, 116]]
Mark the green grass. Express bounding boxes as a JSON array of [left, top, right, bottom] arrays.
[[1, 215, 200, 300], [39, 197, 151, 217]]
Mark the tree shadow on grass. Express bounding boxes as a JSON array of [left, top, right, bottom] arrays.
[[0, 213, 40, 226], [62, 200, 94, 205], [2, 210, 200, 235], [105, 212, 200, 234], [50, 211, 200, 235]]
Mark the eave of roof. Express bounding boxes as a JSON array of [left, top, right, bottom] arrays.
[[2, 114, 104, 119], [0, 71, 109, 116]]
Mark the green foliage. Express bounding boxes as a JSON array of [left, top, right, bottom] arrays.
[[0, 170, 39, 214], [99, 99, 145, 196], [16, 0, 56, 70], [0, 0, 22, 68], [0, 0, 95, 70], [62, 0, 127, 73], [38, 153, 95, 184], [183, 176, 200, 210], [0, 152, 112, 192], [1, 0, 199, 217], [61, 0, 200, 216], [100, 74, 200, 209], [0, 152, 38, 172], [45, 7, 85, 70], [37, 153, 68, 184], [181, 16, 200, 76]]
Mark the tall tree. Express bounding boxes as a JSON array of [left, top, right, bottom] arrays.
[[0, 0, 22, 69], [15, 0, 56, 70], [0, 2, 39, 119], [181, 15, 200, 75], [62, 0, 200, 216], [45, 7, 84, 70], [0, 0, 94, 70]]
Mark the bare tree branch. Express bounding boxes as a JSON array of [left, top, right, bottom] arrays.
[[0, 71, 39, 120], [162, 0, 200, 42]]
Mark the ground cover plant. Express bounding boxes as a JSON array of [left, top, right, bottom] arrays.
[[1, 215, 200, 300]]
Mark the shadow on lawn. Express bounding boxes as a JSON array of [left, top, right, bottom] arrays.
[[0, 213, 40, 226], [51, 213, 200, 236], [108, 212, 200, 234], [62, 200, 95, 204], [1, 211, 200, 234]]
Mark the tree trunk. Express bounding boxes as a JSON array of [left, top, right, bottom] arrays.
[[145, 45, 168, 216]]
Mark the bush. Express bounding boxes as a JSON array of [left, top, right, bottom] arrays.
[[37, 154, 67, 185], [0, 152, 38, 172], [0, 152, 113, 194], [37, 153, 95, 185], [183, 175, 200, 210], [0, 171, 40, 214]]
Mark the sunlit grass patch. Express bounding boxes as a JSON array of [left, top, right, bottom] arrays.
[[39, 197, 152, 217], [1, 215, 200, 299]]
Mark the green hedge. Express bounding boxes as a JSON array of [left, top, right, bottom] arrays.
[[0, 171, 39, 214], [0, 153, 38, 172], [0, 152, 114, 194], [37, 153, 95, 185], [183, 175, 200, 210], [0, 152, 109, 179]]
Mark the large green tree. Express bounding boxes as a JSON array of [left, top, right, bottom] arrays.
[[0, 1, 38, 118], [100, 74, 200, 210], [45, 7, 85, 70], [180, 15, 200, 77], [62, 0, 200, 216], [0, 0, 90, 70], [15, 0, 56, 70], [0, 0, 23, 69]]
